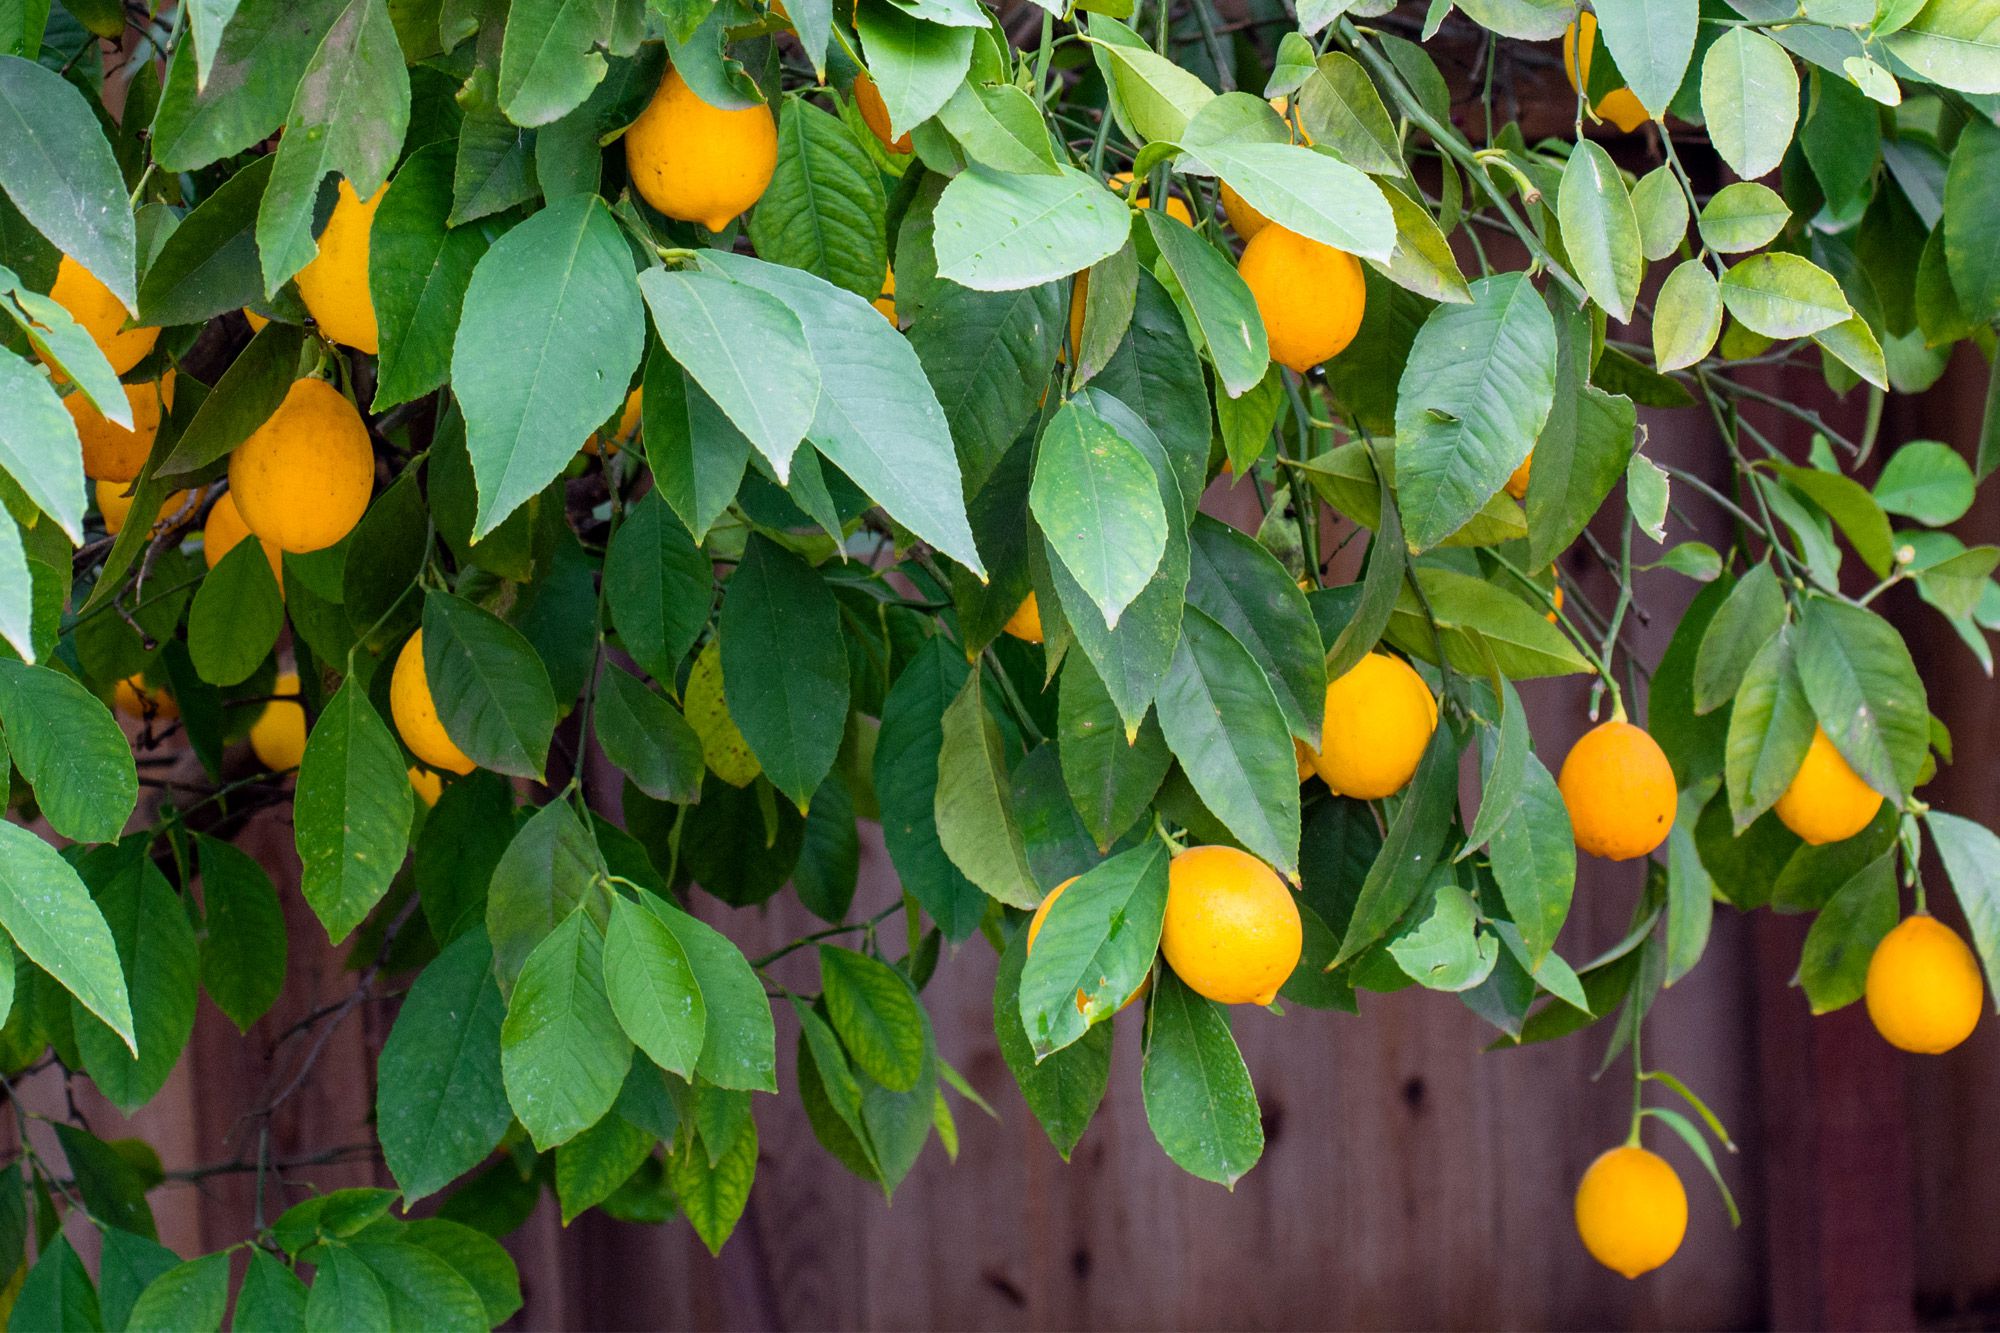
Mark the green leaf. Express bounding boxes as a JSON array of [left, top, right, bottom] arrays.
[[496, 0, 612, 126], [1183, 141, 1395, 261], [645, 893, 776, 1091], [1030, 397, 1169, 629], [62, 1127, 161, 1241], [1724, 625, 1816, 830], [186, 536, 283, 687], [603, 894, 705, 1078], [1388, 882, 1499, 991], [1323, 484, 1404, 682], [1664, 785, 1717, 984], [907, 271, 1064, 495], [0, 54, 135, 308], [0, 824, 132, 1054], [1018, 840, 1167, 1057], [993, 924, 1111, 1159], [1927, 811, 2000, 1006], [234, 1249, 309, 1332], [1394, 273, 1559, 552], [1628, 452, 1670, 543], [1884, 0, 2000, 95], [1385, 568, 1593, 680], [1793, 597, 1929, 805], [154, 321, 305, 478], [637, 267, 821, 479], [72, 850, 197, 1112], [601, 489, 711, 684], [1089, 21, 1216, 142], [1796, 851, 1896, 1013], [1153, 607, 1301, 876], [12, 1236, 99, 1333], [253, 0, 409, 293], [701, 250, 986, 576], [455, 195, 643, 538], [126, 1254, 228, 1333], [1485, 753, 1574, 965], [1527, 299, 1638, 569], [668, 1105, 757, 1254], [853, 1, 972, 138], [749, 97, 888, 300], [1143, 211, 1267, 397], [1943, 118, 2000, 323], [377, 926, 510, 1202], [1335, 724, 1459, 964], [133, 154, 271, 328], [1591, 0, 1696, 114], [501, 909, 633, 1150], [401, 1219, 521, 1326], [151, 0, 343, 172], [933, 164, 1131, 291], [346, 1239, 486, 1332], [302, 1246, 390, 1332], [1558, 139, 1643, 322], [1297, 51, 1404, 176], [0, 349, 83, 543], [1697, 181, 1790, 254], [193, 836, 285, 1032], [486, 798, 605, 989], [717, 535, 849, 811], [640, 350, 749, 545], [0, 661, 137, 842], [1719, 251, 1849, 340], [1652, 259, 1723, 372], [820, 944, 926, 1091], [1631, 166, 1688, 263], [421, 592, 558, 781], [1693, 560, 1784, 714], [1187, 515, 1324, 744], [449, 98, 538, 227], [1700, 27, 1800, 181], [934, 668, 1041, 909], [1772, 462, 1895, 577], [875, 639, 987, 938], [554, 1112, 652, 1224], [1914, 546, 2000, 621], [936, 81, 1060, 176], [595, 667, 703, 804], [1874, 440, 1974, 526], [1462, 675, 1530, 860], [1139, 969, 1263, 1187], [369, 143, 488, 411], [295, 681, 413, 944]]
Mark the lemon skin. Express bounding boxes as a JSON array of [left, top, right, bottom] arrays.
[[1865, 916, 1983, 1054], [1002, 593, 1044, 645], [1574, 1145, 1687, 1279], [49, 255, 158, 375], [1772, 726, 1883, 846], [1310, 653, 1437, 800], [624, 67, 778, 232], [228, 379, 375, 554], [72, 373, 175, 483], [296, 179, 386, 355], [390, 631, 476, 776], [249, 672, 308, 773], [1238, 226, 1366, 374], [1558, 720, 1676, 861], [1160, 845, 1301, 1006]]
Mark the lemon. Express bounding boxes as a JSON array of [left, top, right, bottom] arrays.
[[1310, 653, 1437, 800], [1505, 452, 1533, 501], [228, 378, 374, 554], [1558, 720, 1676, 861], [408, 765, 445, 806], [1160, 845, 1301, 1006], [249, 671, 308, 773], [625, 67, 778, 231], [203, 490, 285, 594], [49, 255, 158, 375], [96, 478, 190, 537], [1563, 14, 1652, 134], [1238, 226, 1366, 373], [295, 179, 385, 355], [1772, 726, 1883, 846], [114, 675, 177, 721], [1574, 1145, 1687, 1278], [874, 266, 897, 325], [1865, 915, 1983, 1054], [853, 70, 910, 154], [390, 631, 476, 775], [71, 373, 175, 483]]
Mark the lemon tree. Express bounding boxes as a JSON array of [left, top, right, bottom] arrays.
[[2, 0, 2000, 1313]]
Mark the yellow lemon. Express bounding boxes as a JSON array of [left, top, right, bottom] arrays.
[[249, 671, 308, 773], [49, 255, 158, 375], [1558, 720, 1676, 861], [1310, 653, 1437, 800], [1238, 226, 1366, 373], [1002, 593, 1043, 644], [874, 266, 897, 325], [853, 70, 910, 154], [1108, 171, 1193, 226], [625, 67, 778, 231], [1772, 726, 1884, 846], [295, 179, 385, 355], [1161, 846, 1301, 1005], [114, 675, 177, 721], [409, 765, 445, 806], [585, 386, 644, 456], [1219, 98, 1306, 239], [1563, 14, 1653, 134], [390, 630, 476, 775], [1505, 451, 1533, 501], [1027, 876, 1150, 1013], [203, 490, 286, 593], [1574, 1145, 1687, 1278], [71, 373, 174, 483], [228, 378, 374, 554], [1865, 915, 1983, 1054], [96, 478, 190, 537], [243, 309, 269, 333]]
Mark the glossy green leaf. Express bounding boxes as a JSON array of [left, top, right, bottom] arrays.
[[1793, 597, 1929, 805], [1591, 0, 1696, 115], [421, 592, 558, 781], [820, 944, 926, 1091], [187, 535, 283, 686], [377, 927, 511, 1202], [1796, 851, 1896, 1013], [496, 0, 613, 127], [934, 164, 1132, 291], [1185, 141, 1395, 261], [126, 1253, 229, 1333], [1693, 560, 1784, 714], [1874, 440, 1974, 526], [1140, 969, 1262, 1187], [854, 0, 972, 138], [934, 668, 1041, 909], [370, 142, 488, 411], [717, 535, 849, 811], [1631, 166, 1689, 263], [0, 660, 137, 842], [72, 851, 197, 1113], [1297, 52, 1404, 176], [595, 666, 704, 804], [1558, 139, 1643, 322], [500, 909, 633, 1150], [486, 797, 606, 990], [749, 97, 888, 300], [0, 348, 83, 543], [1652, 259, 1722, 371], [604, 893, 705, 1078], [1018, 839, 1166, 1057], [994, 923, 1111, 1159], [0, 823, 133, 1053], [294, 681, 413, 944], [0, 54, 135, 307], [1031, 397, 1169, 629], [1724, 626, 1816, 830], [1697, 181, 1790, 254], [1718, 252, 1849, 340], [1486, 753, 1574, 965], [1700, 28, 1800, 181], [1143, 211, 1267, 396], [1388, 882, 1499, 992]]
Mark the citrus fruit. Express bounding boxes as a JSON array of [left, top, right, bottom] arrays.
[[96, 478, 190, 537], [71, 373, 175, 483], [390, 630, 476, 775], [114, 675, 177, 721], [1219, 98, 1305, 240], [249, 671, 308, 773], [1027, 876, 1150, 1013], [1505, 451, 1533, 500], [1238, 226, 1366, 373], [1546, 578, 1565, 625], [1161, 846, 1301, 1005], [408, 765, 445, 806], [585, 386, 644, 456], [49, 255, 159, 374], [243, 309, 269, 333], [1002, 593, 1043, 644], [1108, 171, 1192, 225], [295, 179, 385, 354], [1310, 653, 1437, 800], [1563, 14, 1651, 134], [625, 67, 778, 231], [203, 490, 285, 593], [875, 266, 897, 324], [1865, 915, 1983, 1054], [853, 70, 910, 153], [1574, 1145, 1687, 1278], [228, 378, 375, 554], [1772, 726, 1883, 846], [1558, 720, 1676, 861]]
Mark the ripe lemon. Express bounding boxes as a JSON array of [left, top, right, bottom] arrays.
[[1219, 98, 1305, 240], [228, 378, 374, 554], [71, 373, 175, 483], [1002, 593, 1044, 644], [1238, 226, 1366, 373], [114, 675, 177, 721], [1772, 726, 1883, 846], [1161, 846, 1300, 1005], [1108, 171, 1192, 225], [249, 671, 308, 773], [874, 266, 897, 324], [408, 765, 445, 806], [1574, 1145, 1687, 1278], [96, 478, 190, 537], [1563, 14, 1652, 134], [49, 255, 159, 375], [203, 490, 285, 593], [1865, 915, 1983, 1054], [1027, 876, 1151, 1013], [585, 386, 643, 456], [625, 67, 778, 231], [1505, 451, 1533, 500], [1558, 720, 1676, 861], [853, 70, 910, 153], [390, 630, 476, 775], [243, 309, 269, 333], [295, 179, 384, 355], [1546, 578, 1565, 625], [1310, 653, 1437, 800]]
